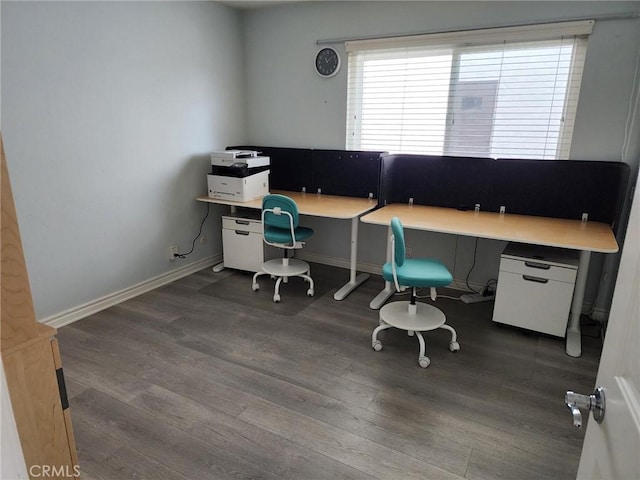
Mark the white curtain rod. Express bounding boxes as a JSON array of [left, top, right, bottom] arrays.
[[315, 11, 639, 45]]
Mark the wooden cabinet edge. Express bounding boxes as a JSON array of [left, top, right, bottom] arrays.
[[2, 336, 80, 478], [1, 134, 80, 478], [51, 337, 80, 471]]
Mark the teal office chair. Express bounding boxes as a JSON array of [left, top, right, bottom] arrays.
[[252, 194, 315, 302], [372, 217, 460, 368]]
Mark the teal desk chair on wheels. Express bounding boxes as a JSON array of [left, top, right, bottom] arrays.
[[372, 217, 460, 368], [252, 194, 314, 302]]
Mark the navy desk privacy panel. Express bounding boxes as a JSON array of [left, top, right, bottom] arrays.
[[379, 154, 496, 210], [228, 146, 385, 200], [310, 149, 384, 199], [492, 159, 630, 232], [227, 146, 313, 192], [378, 153, 630, 233]]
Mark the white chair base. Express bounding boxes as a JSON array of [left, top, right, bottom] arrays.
[[252, 258, 314, 303], [372, 301, 459, 368]]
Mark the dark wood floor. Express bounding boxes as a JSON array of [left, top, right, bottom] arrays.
[[57, 263, 602, 480]]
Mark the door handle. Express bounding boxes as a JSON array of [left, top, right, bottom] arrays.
[[565, 387, 605, 428]]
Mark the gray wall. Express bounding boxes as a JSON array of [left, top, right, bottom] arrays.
[[2, 1, 639, 322], [243, 1, 640, 304], [2, 1, 247, 320]]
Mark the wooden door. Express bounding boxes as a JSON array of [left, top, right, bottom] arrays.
[[1, 134, 79, 478], [2, 338, 79, 477]]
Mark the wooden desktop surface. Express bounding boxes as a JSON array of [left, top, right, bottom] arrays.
[[197, 190, 378, 219], [361, 204, 618, 253]]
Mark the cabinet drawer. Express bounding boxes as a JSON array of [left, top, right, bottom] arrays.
[[222, 216, 262, 234], [493, 271, 574, 337], [499, 257, 577, 284], [222, 229, 264, 272]]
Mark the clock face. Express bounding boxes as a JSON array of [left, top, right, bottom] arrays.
[[315, 47, 340, 77]]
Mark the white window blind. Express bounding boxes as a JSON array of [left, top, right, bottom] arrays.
[[346, 21, 593, 159]]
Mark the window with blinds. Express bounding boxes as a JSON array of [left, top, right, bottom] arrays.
[[346, 21, 593, 159]]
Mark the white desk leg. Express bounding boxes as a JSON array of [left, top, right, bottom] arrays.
[[212, 262, 225, 273], [334, 217, 370, 300], [369, 225, 395, 310], [212, 205, 238, 273], [566, 250, 590, 357]]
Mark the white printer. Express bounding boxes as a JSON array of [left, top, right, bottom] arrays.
[[207, 150, 270, 202]]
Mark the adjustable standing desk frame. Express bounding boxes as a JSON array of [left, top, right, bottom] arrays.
[[197, 190, 378, 300], [361, 204, 619, 358]]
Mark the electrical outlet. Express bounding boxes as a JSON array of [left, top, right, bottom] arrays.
[[405, 247, 413, 258], [169, 244, 178, 261]]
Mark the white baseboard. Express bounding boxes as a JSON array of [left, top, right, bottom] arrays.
[[295, 251, 381, 277], [297, 251, 606, 316], [296, 251, 481, 293], [43, 250, 608, 329], [41, 255, 220, 329]]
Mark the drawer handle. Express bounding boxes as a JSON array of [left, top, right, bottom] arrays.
[[522, 275, 549, 284], [234, 220, 251, 225], [524, 261, 550, 270], [234, 230, 250, 236]]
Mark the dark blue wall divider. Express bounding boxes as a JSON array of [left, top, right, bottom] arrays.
[[227, 146, 313, 192], [491, 159, 629, 230], [379, 155, 495, 210], [225, 145, 629, 232], [310, 149, 384, 199]]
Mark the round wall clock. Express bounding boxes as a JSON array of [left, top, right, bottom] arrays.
[[315, 47, 341, 78]]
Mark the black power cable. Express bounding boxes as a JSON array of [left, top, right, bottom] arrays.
[[465, 237, 480, 293], [174, 203, 210, 259]]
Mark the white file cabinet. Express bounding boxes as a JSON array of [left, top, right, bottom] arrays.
[[222, 214, 268, 272], [493, 243, 579, 337]]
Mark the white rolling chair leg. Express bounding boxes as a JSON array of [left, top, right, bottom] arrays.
[[440, 324, 460, 352], [300, 273, 314, 297], [415, 331, 430, 368], [273, 277, 283, 303], [372, 321, 392, 351], [252, 271, 267, 291]]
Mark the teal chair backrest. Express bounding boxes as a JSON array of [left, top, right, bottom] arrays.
[[391, 217, 406, 267], [263, 194, 299, 230]]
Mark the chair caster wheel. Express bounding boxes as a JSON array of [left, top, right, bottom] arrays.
[[273, 294, 281, 303], [252, 283, 259, 292], [449, 341, 460, 352], [307, 288, 314, 297], [372, 340, 382, 351], [418, 357, 431, 368]]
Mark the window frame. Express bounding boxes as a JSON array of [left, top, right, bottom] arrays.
[[345, 20, 593, 159]]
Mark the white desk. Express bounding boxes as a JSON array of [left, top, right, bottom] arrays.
[[361, 204, 619, 357], [198, 190, 378, 300]]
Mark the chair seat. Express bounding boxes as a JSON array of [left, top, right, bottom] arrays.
[[382, 257, 452, 287], [379, 301, 446, 331], [264, 225, 313, 245], [260, 258, 310, 277]]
